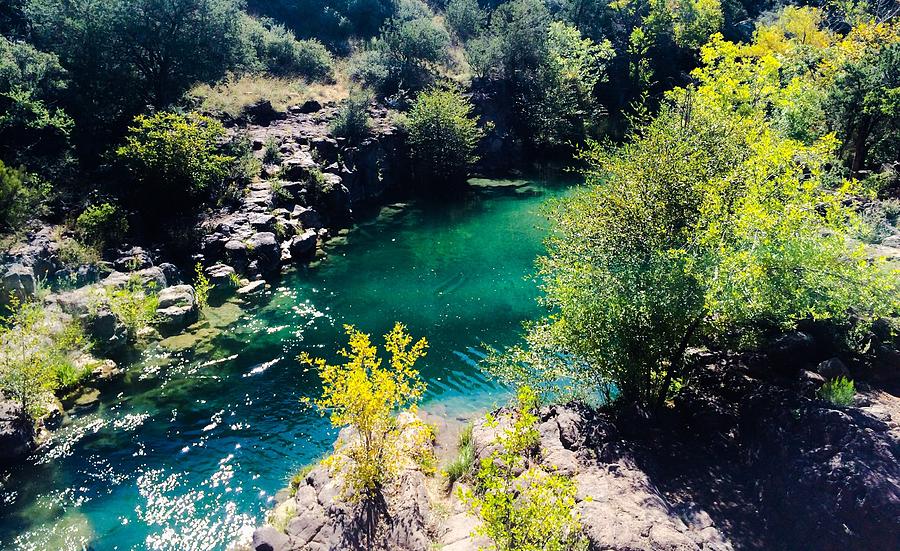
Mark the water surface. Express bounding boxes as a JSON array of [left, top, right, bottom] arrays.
[[0, 175, 575, 550]]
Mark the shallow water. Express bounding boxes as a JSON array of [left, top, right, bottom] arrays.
[[0, 175, 575, 550]]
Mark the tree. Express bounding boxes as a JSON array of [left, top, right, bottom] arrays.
[[301, 323, 428, 500], [491, 93, 900, 409], [445, 0, 487, 40], [238, 15, 334, 81], [26, 0, 245, 149], [0, 36, 73, 177], [115, 111, 234, 215], [75, 202, 128, 250], [0, 160, 50, 232], [406, 88, 483, 184]]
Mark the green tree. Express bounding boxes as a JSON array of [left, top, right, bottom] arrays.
[[116, 111, 234, 215], [492, 93, 900, 409], [329, 92, 373, 143], [300, 323, 429, 500], [0, 36, 73, 177], [445, 0, 486, 40], [0, 160, 50, 232], [406, 88, 483, 184], [239, 15, 334, 81]]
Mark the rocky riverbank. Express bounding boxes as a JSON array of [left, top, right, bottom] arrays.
[[246, 338, 900, 551]]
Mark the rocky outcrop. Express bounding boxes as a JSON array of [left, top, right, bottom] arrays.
[[155, 284, 199, 333], [249, 413, 433, 551], [0, 399, 33, 465], [200, 102, 407, 279], [0, 263, 36, 308]]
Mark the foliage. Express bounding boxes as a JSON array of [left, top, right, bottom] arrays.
[[462, 387, 586, 551], [467, 1, 613, 146], [445, 0, 486, 41], [263, 137, 282, 165], [75, 202, 128, 250], [0, 297, 90, 419], [350, 0, 451, 94], [239, 15, 334, 81], [116, 111, 234, 214], [102, 275, 159, 341], [26, 0, 246, 146], [0, 159, 50, 232], [490, 88, 900, 409], [246, 0, 396, 47], [194, 263, 211, 309], [406, 88, 482, 184], [329, 93, 372, 143], [443, 422, 475, 487], [300, 323, 428, 500], [818, 376, 855, 406], [0, 35, 73, 177]]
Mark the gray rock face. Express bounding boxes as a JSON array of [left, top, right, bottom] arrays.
[[155, 285, 199, 333], [816, 357, 850, 380], [247, 232, 281, 274], [0, 399, 33, 464], [205, 263, 237, 288], [1, 264, 35, 308], [289, 229, 318, 259]]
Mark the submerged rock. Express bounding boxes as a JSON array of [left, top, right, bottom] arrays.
[[0, 399, 33, 464]]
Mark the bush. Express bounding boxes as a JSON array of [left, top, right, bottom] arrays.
[[462, 387, 586, 551], [818, 376, 855, 406], [75, 202, 128, 250], [444, 422, 475, 487], [116, 111, 234, 214], [0, 298, 90, 419], [240, 15, 334, 81], [329, 93, 372, 143], [194, 263, 211, 309], [0, 160, 50, 232], [100, 275, 159, 341], [406, 88, 482, 184], [300, 322, 428, 500]]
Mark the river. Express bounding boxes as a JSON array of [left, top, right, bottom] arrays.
[[0, 175, 576, 550]]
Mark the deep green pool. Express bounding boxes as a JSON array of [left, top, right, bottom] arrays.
[[0, 175, 575, 550]]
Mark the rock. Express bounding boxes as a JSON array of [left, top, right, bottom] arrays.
[[296, 99, 322, 114], [43, 398, 65, 429], [0, 399, 33, 464], [205, 263, 237, 287], [1, 264, 36, 307], [90, 359, 122, 384], [248, 213, 276, 231], [247, 232, 281, 274], [237, 280, 266, 296], [158, 263, 181, 286], [280, 151, 318, 181], [289, 229, 318, 260], [291, 206, 324, 229], [155, 285, 199, 332], [798, 369, 826, 395], [740, 386, 900, 550], [252, 525, 290, 551], [816, 357, 850, 380], [72, 388, 100, 412], [242, 99, 284, 126], [882, 234, 900, 248], [102, 267, 167, 291], [113, 247, 153, 271], [765, 331, 816, 372]]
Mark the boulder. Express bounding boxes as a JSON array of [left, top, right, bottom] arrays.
[[882, 234, 900, 248], [155, 285, 199, 332], [296, 99, 322, 114], [242, 99, 284, 126], [765, 331, 816, 372], [1, 264, 36, 307], [291, 206, 324, 230], [816, 357, 850, 380], [247, 232, 281, 274], [280, 152, 318, 181], [0, 399, 33, 464], [205, 263, 237, 288], [113, 247, 153, 271], [289, 229, 318, 260], [253, 525, 290, 551], [102, 267, 167, 291], [237, 280, 266, 296]]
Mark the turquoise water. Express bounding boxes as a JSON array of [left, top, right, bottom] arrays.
[[0, 176, 575, 550]]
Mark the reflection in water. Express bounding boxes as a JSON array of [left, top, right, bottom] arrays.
[[0, 176, 575, 550]]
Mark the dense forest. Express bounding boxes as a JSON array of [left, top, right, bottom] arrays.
[[2, 0, 900, 550]]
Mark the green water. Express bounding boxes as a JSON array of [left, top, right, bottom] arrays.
[[0, 176, 575, 550]]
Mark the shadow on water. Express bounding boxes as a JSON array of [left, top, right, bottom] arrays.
[[0, 173, 580, 550]]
